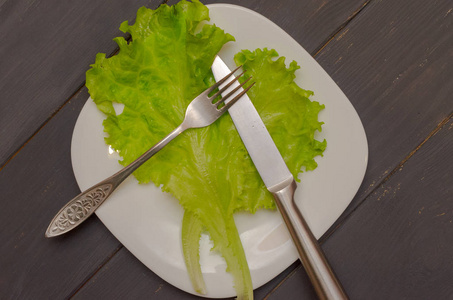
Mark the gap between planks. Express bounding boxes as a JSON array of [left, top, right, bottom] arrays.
[[0, 0, 167, 297], [264, 110, 453, 299], [262, 0, 451, 296], [320, 110, 453, 244], [65, 0, 171, 297], [262, 263, 303, 300], [0, 0, 168, 172], [312, 0, 373, 57], [67, 244, 124, 299], [0, 80, 85, 172]]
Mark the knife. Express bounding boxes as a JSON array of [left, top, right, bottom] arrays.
[[212, 56, 348, 300]]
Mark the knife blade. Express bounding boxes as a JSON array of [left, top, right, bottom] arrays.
[[212, 56, 348, 300]]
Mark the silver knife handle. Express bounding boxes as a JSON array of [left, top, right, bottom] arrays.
[[271, 180, 349, 300]]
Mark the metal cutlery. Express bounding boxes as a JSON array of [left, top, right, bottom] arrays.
[[212, 56, 348, 300], [45, 67, 254, 238]]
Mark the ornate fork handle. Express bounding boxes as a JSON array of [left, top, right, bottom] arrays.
[[46, 183, 113, 237], [45, 125, 184, 238]]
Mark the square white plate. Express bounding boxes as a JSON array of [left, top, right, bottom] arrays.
[[71, 4, 368, 298]]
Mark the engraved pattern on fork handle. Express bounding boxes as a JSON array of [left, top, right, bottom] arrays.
[[45, 125, 185, 238], [46, 183, 113, 237]]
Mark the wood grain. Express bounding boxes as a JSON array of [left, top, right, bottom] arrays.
[[0, 0, 161, 167], [269, 117, 453, 299], [72, 246, 300, 299], [167, 0, 368, 55], [268, 0, 453, 297], [314, 0, 453, 219], [0, 88, 122, 299], [0, 0, 166, 298]]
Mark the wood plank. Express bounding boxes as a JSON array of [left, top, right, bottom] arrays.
[[267, 0, 453, 296], [72, 245, 300, 299], [314, 0, 453, 220], [0, 88, 122, 299], [268, 118, 453, 299], [167, 0, 367, 55], [0, 0, 162, 167]]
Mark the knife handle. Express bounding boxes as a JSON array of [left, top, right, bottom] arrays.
[[271, 180, 349, 300]]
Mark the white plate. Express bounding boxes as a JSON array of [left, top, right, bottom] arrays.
[[71, 4, 368, 298]]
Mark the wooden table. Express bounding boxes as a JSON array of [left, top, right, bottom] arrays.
[[1, 0, 452, 299]]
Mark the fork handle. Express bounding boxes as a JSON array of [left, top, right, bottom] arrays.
[[45, 124, 186, 238], [271, 180, 349, 300]]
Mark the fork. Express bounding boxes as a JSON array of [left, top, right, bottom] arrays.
[[45, 66, 254, 238]]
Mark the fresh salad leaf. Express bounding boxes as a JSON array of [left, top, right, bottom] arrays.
[[86, 1, 326, 299], [234, 48, 327, 178]]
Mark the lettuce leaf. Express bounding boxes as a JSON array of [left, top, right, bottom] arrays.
[[86, 1, 325, 299], [234, 49, 327, 177]]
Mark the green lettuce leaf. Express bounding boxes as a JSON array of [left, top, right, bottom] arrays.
[[234, 49, 327, 177], [86, 1, 325, 299]]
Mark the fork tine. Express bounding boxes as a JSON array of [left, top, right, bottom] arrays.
[[204, 65, 242, 95], [215, 76, 252, 106], [210, 71, 245, 100], [218, 82, 255, 113]]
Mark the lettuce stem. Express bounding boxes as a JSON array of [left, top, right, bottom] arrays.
[[182, 211, 207, 295]]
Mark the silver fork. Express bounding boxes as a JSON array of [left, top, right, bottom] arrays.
[[45, 66, 254, 238]]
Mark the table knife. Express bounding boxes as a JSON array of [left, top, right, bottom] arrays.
[[212, 56, 348, 300]]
